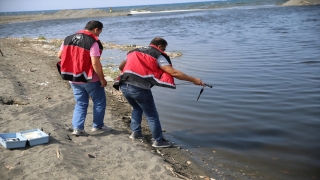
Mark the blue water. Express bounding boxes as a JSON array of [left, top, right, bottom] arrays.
[[0, 0, 288, 15], [1, 1, 319, 179]]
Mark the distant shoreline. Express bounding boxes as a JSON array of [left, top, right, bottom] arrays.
[[282, 0, 320, 6], [0, 9, 129, 24], [1, 1, 320, 24]]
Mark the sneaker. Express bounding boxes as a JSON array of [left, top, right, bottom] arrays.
[[129, 132, 144, 139], [152, 138, 172, 148], [72, 129, 89, 136], [91, 125, 113, 132]]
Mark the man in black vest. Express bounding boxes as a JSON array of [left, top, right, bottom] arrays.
[[57, 21, 111, 136], [116, 37, 204, 147]]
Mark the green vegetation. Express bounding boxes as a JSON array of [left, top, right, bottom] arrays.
[[103, 66, 120, 79], [103, 59, 120, 79], [38, 36, 46, 40]]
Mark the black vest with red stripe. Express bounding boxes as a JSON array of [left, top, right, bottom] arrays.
[[57, 30, 103, 82], [113, 45, 176, 90]]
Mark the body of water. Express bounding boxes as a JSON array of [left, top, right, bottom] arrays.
[[1, 1, 319, 179]]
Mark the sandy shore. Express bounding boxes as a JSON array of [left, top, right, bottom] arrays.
[[0, 37, 215, 180], [282, 0, 320, 6]]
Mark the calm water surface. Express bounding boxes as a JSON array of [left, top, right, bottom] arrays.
[[1, 4, 319, 180]]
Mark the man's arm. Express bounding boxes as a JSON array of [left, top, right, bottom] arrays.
[[57, 50, 63, 59], [91, 56, 107, 87], [57, 42, 64, 59], [119, 60, 127, 71], [160, 65, 204, 86]]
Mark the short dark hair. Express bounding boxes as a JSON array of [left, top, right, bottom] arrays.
[[150, 37, 168, 47], [84, 20, 103, 31]]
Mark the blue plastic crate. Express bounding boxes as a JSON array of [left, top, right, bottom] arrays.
[[20, 129, 49, 146], [0, 133, 28, 149]]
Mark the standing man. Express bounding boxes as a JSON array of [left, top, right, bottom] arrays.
[[113, 37, 205, 147], [57, 20, 112, 136]]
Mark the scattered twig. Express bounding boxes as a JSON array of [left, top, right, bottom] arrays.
[[5, 164, 14, 170], [171, 157, 179, 164], [66, 134, 72, 140], [0, 49, 3, 56], [73, 140, 81, 145], [170, 168, 191, 180], [64, 124, 72, 131], [56, 149, 60, 158]]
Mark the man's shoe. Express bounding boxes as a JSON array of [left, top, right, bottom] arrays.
[[129, 132, 144, 139], [152, 138, 171, 148], [92, 125, 113, 132], [72, 129, 89, 136]]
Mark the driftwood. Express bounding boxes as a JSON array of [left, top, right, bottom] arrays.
[[56, 150, 60, 159], [0, 49, 3, 56]]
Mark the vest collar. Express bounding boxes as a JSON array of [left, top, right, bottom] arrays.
[[77, 30, 99, 41], [150, 44, 168, 56]]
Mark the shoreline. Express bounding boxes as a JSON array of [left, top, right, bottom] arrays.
[[0, 9, 130, 24], [0, 37, 216, 179], [282, 0, 320, 6]]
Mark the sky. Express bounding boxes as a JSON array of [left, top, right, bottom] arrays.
[[0, 0, 215, 12]]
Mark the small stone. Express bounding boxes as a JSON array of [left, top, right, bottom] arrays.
[[86, 154, 95, 158]]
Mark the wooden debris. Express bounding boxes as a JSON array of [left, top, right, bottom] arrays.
[[156, 149, 164, 156], [66, 135, 72, 140], [200, 176, 212, 180], [56, 149, 60, 158], [64, 124, 72, 131], [5, 164, 14, 170], [171, 168, 191, 180], [171, 157, 179, 164]]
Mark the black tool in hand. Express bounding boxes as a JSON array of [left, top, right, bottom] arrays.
[[197, 83, 212, 101], [204, 83, 213, 88]]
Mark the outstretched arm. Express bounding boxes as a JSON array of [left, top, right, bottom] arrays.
[[160, 65, 204, 86]]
